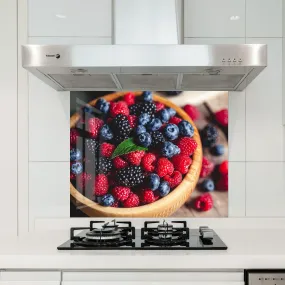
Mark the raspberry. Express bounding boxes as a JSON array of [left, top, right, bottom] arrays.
[[112, 186, 131, 201], [140, 189, 155, 204], [219, 160, 228, 175], [195, 193, 213, 211], [183, 104, 200, 121], [127, 115, 137, 128], [155, 102, 165, 112], [94, 174, 109, 196], [113, 157, 128, 169], [76, 172, 92, 190], [100, 142, 115, 158], [123, 193, 140, 208], [123, 92, 135, 106], [200, 157, 214, 178], [215, 109, 228, 127], [171, 154, 192, 174], [141, 153, 157, 172], [124, 150, 145, 166], [217, 173, 228, 191], [176, 137, 197, 156], [164, 171, 182, 188], [110, 101, 129, 117], [156, 158, 174, 178], [169, 116, 182, 125], [87, 118, 104, 139], [70, 128, 79, 146]]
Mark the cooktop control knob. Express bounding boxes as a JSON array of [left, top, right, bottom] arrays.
[[199, 226, 214, 240]]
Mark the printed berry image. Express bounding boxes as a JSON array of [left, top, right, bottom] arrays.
[[70, 91, 200, 211]]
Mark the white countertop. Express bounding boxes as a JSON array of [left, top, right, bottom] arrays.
[[0, 229, 284, 270]]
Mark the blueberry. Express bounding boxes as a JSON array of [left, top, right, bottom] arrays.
[[157, 109, 170, 123], [178, 120, 194, 137], [134, 125, 147, 135], [82, 104, 93, 114], [158, 181, 171, 197], [135, 132, 152, 147], [138, 113, 151, 126], [100, 124, 113, 141], [71, 162, 83, 175], [201, 124, 218, 147], [147, 118, 162, 132], [161, 141, 176, 158], [201, 179, 215, 192], [163, 124, 179, 141], [173, 144, 181, 155], [145, 173, 160, 191], [95, 98, 110, 114], [101, 194, 115, 206], [210, 144, 225, 156], [70, 148, 82, 161], [166, 107, 176, 118], [143, 91, 153, 102]]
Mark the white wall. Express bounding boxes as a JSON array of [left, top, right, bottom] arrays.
[[1, 0, 284, 233]]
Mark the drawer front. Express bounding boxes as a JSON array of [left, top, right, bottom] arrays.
[[0, 281, 60, 285], [63, 271, 244, 282], [62, 282, 244, 285]]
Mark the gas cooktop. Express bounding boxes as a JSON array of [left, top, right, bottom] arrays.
[[57, 220, 227, 250]]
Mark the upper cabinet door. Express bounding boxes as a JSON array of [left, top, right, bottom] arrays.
[[184, 0, 245, 38], [246, 0, 282, 37], [28, 0, 112, 37]]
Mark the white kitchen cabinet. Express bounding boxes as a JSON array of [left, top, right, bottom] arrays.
[[28, 0, 112, 37], [62, 282, 242, 285], [246, 162, 285, 217], [0, 0, 18, 236], [62, 271, 244, 283], [246, 0, 282, 37], [245, 38, 283, 161], [184, 0, 245, 38], [0, 271, 61, 285]]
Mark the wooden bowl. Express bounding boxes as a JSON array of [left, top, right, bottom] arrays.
[[70, 91, 203, 217]]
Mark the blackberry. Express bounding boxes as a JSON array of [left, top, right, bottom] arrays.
[[201, 124, 218, 147], [111, 114, 131, 137], [130, 104, 141, 116], [139, 102, 156, 116], [150, 131, 165, 147], [85, 138, 99, 156], [97, 157, 112, 174], [113, 134, 130, 145], [117, 166, 145, 187]]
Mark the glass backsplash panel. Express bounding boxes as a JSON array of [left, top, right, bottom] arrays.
[[70, 91, 228, 218]]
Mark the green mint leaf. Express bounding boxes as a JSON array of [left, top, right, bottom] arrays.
[[111, 138, 147, 159]]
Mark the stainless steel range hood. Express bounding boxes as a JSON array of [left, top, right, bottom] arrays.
[[22, 44, 266, 91], [21, 1, 267, 92]]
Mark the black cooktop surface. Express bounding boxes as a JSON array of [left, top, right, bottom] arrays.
[[57, 220, 227, 250]]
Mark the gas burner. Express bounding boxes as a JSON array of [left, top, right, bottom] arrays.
[[66, 220, 135, 249], [141, 220, 190, 248]]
